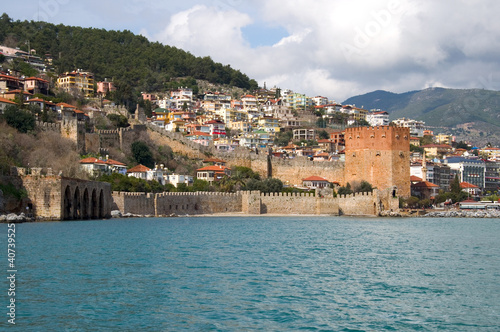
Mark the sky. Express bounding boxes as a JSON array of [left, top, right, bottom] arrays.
[[4, 0, 500, 102]]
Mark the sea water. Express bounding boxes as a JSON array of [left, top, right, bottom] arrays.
[[2, 216, 500, 331]]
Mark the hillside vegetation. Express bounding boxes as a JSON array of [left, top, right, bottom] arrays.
[[0, 13, 258, 108]]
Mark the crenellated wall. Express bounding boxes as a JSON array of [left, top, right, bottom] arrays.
[[156, 192, 242, 215], [36, 121, 61, 132], [259, 191, 339, 215], [112, 191, 155, 216], [61, 119, 87, 153], [111, 189, 399, 217]]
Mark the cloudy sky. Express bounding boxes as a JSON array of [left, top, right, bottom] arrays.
[[4, 0, 500, 101]]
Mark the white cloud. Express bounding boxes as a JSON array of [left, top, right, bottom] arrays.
[[151, 5, 253, 62], [273, 28, 311, 47]]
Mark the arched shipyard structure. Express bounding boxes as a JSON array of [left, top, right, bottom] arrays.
[[11, 167, 111, 221]]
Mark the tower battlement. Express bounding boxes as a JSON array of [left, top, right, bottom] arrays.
[[345, 126, 410, 197]]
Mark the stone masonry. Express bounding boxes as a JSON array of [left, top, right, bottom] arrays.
[[112, 188, 398, 217], [344, 126, 411, 197]]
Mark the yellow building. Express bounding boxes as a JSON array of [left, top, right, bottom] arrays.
[[435, 133, 453, 145], [57, 70, 94, 97], [257, 115, 281, 133]]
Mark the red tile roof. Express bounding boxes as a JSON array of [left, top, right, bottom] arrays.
[[412, 181, 439, 188], [0, 74, 19, 80], [105, 159, 126, 166], [205, 120, 224, 124], [24, 76, 49, 83], [410, 175, 423, 182], [197, 165, 227, 172], [127, 164, 152, 173], [460, 182, 478, 189], [0, 97, 16, 104], [4, 90, 32, 95], [302, 176, 329, 182], [79, 157, 106, 164], [56, 102, 76, 108]]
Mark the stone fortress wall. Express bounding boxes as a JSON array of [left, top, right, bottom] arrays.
[[25, 115, 408, 220], [111, 188, 398, 217]]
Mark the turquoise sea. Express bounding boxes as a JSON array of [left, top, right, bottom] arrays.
[[2, 216, 500, 331]]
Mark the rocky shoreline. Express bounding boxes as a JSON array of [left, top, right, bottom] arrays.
[[0, 213, 33, 223], [2, 209, 499, 222], [422, 209, 500, 218]]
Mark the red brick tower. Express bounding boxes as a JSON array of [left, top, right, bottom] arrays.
[[344, 126, 410, 197]]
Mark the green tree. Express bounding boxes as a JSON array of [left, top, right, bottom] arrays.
[[354, 180, 373, 193], [192, 179, 210, 191], [2, 105, 36, 133], [274, 131, 293, 147], [405, 196, 420, 208], [337, 182, 352, 195], [420, 135, 434, 146], [245, 178, 283, 193], [107, 113, 129, 128], [450, 174, 461, 194], [262, 178, 283, 193], [232, 166, 260, 180], [410, 144, 424, 153], [131, 141, 155, 168], [455, 141, 470, 150], [98, 173, 166, 193], [318, 130, 329, 140]]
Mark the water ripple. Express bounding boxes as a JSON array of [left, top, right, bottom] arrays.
[[7, 216, 500, 331]]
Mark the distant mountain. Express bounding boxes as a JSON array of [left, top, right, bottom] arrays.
[[343, 87, 500, 145], [343, 87, 500, 129], [342, 89, 418, 114]]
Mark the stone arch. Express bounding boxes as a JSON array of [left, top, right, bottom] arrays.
[[73, 186, 81, 219], [63, 186, 72, 220], [91, 189, 98, 219], [98, 189, 104, 219], [82, 188, 90, 219]]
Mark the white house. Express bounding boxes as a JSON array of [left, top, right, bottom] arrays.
[[302, 176, 330, 189], [127, 164, 165, 185], [366, 110, 389, 126], [166, 174, 194, 187]]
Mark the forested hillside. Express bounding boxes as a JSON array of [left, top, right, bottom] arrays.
[[0, 13, 258, 106]]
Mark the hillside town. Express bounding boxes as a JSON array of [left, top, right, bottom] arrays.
[[1, 42, 499, 210]]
